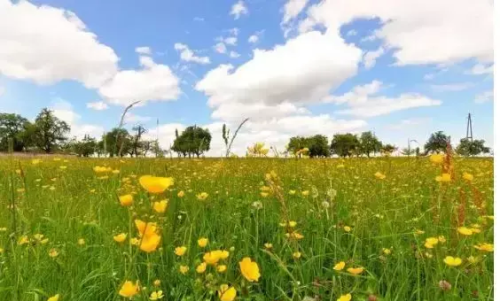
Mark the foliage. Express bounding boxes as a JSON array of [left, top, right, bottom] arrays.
[[359, 131, 382, 157], [71, 135, 97, 157], [424, 131, 450, 154], [330, 133, 360, 157], [247, 142, 269, 157], [172, 126, 211, 158], [104, 128, 131, 157], [0, 113, 32, 152], [307, 135, 329, 157], [32, 108, 70, 153], [381, 144, 397, 155], [455, 138, 490, 157]]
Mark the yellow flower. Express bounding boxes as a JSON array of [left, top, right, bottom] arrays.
[[382, 248, 392, 255], [78, 238, 85, 246], [337, 293, 352, 301], [374, 172, 386, 180], [48, 294, 60, 301], [112, 169, 120, 174], [196, 262, 207, 273], [430, 154, 444, 164], [424, 237, 439, 249], [32, 159, 41, 165], [119, 280, 139, 298], [302, 190, 310, 196], [130, 238, 140, 246], [347, 267, 364, 275], [438, 236, 446, 243], [239, 257, 260, 282], [463, 172, 474, 181], [179, 265, 189, 274], [220, 250, 229, 259], [198, 238, 209, 247], [344, 226, 351, 232], [204, 250, 223, 265], [153, 279, 161, 287], [135, 220, 158, 237], [174, 246, 187, 256], [333, 261, 346, 271], [474, 243, 493, 252], [457, 227, 473, 236], [152, 200, 168, 213], [218, 284, 237, 301], [149, 290, 164, 300], [467, 256, 479, 264], [289, 190, 296, 195], [197, 192, 209, 201], [292, 251, 302, 259], [119, 194, 134, 207], [140, 233, 161, 253], [264, 243, 273, 249], [139, 175, 174, 194], [436, 173, 451, 182], [113, 233, 127, 243], [48, 248, 59, 258], [288, 220, 297, 228], [443, 256, 462, 267], [177, 191, 185, 198], [217, 265, 227, 273]]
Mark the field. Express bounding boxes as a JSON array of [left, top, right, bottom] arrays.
[[0, 155, 493, 301]]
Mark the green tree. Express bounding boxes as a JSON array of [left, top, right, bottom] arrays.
[[0, 113, 32, 152], [330, 133, 360, 157], [381, 144, 397, 154], [307, 135, 329, 158], [424, 131, 449, 154], [401, 147, 415, 156], [359, 131, 382, 157], [131, 125, 147, 157], [287, 136, 309, 156], [32, 108, 70, 153], [70, 135, 97, 157], [455, 138, 490, 157], [104, 128, 131, 157], [172, 126, 211, 158]]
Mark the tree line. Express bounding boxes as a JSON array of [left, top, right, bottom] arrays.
[[0, 108, 491, 158]]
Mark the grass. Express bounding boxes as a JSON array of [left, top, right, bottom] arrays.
[[0, 155, 494, 301]]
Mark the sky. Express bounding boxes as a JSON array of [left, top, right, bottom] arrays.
[[0, 0, 494, 156]]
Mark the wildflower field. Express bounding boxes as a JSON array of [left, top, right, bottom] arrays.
[[0, 155, 493, 301]]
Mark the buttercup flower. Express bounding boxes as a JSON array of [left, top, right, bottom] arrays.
[[198, 238, 209, 247], [239, 257, 260, 282], [113, 233, 127, 243], [174, 246, 187, 256], [139, 175, 173, 193], [119, 280, 139, 298], [119, 194, 133, 207], [218, 284, 237, 301], [333, 261, 346, 271], [443, 256, 462, 267], [347, 267, 364, 275], [153, 200, 168, 213], [337, 293, 352, 301]]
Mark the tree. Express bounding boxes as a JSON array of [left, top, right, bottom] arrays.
[[247, 142, 269, 157], [359, 132, 382, 157], [72, 135, 97, 157], [172, 126, 211, 158], [104, 128, 131, 157], [0, 113, 32, 152], [330, 133, 360, 158], [287, 136, 310, 157], [131, 125, 147, 157], [307, 135, 329, 158], [455, 138, 490, 157], [401, 148, 415, 156], [381, 144, 397, 155], [32, 108, 70, 153], [424, 131, 449, 154]]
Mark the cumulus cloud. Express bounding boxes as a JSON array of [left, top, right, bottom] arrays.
[[230, 0, 248, 19], [468, 63, 494, 75], [174, 43, 210, 64], [0, 86, 4, 97], [363, 47, 384, 69], [248, 34, 259, 44], [98, 56, 180, 106], [300, 0, 493, 65], [326, 80, 441, 117], [86, 101, 108, 111], [49, 98, 104, 139], [229, 51, 240, 58], [0, 0, 118, 88], [135, 46, 151, 55], [124, 112, 152, 124], [213, 42, 227, 54], [430, 83, 474, 92], [197, 30, 361, 109], [282, 0, 309, 24]]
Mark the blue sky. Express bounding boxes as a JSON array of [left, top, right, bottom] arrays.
[[0, 0, 494, 155]]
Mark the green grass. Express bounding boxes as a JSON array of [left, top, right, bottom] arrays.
[[0, 156, 494, 301]]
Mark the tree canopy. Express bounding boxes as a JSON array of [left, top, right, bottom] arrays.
[[424, 131, 450, 154], [455, 138, 490, 157], [172, 126, 212, 158]]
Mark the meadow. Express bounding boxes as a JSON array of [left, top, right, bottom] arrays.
[[0, 155, 493, 301]]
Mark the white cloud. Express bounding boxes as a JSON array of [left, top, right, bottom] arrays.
[[86, 101, 108, 111], [230, 0, 248, 19], [326, 80, 441, 117], [0, 86, 4, 97], [174, 43, 210, 64], [213, 42, 227, 54], [0, 0, 118, 88], [71, 124, 105, 140], [301, 0, 493, 65], [98, 56, 181, 106], [386, 118, 431, 130], [224, 37, 237, 46], [124, 112, 152, 123], [430, 83, 473, 92], [346, 29, 357, 36], [282, 0, 309, 24], [248, 34, 259, 44], [229, 51, 240, 58], [211, 102, 309, 123], [468, 63, 494, 75], [144, 123, 186, 150], [51, 98, 80, 125], [135, 46, 151, 55], [363, 47, 384, 69], [197, 30, 361, 109], [474, 90, 493, 104]]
